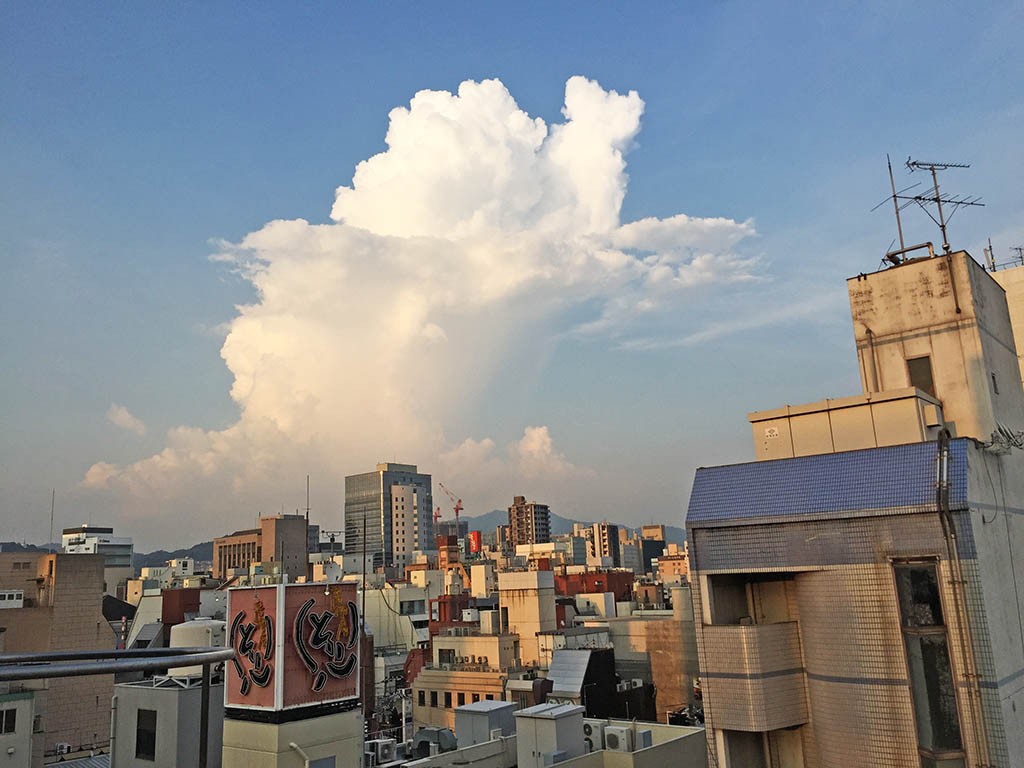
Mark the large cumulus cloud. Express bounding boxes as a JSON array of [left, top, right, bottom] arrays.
[[84, 76, 758, 541]]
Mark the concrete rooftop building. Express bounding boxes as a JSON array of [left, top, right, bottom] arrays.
[[688, 250, 1024, 767]]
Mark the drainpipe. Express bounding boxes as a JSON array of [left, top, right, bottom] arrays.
[[936, 432, 991, 767], [288, 741, 311, 768], [109, 695, 117, 768]]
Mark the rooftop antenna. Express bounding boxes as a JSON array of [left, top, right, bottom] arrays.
[[1013, 246, 1024, 267], [903, 158, 984, 254], [984, 238, 996, 271], [49, 489, 55, 554], [887, 154, 906, 254], [305, 474, 311, 526]]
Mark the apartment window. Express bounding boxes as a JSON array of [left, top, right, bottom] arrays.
[[485, 694, 494, 701], [1, 708, 16, 734], [457, 693, 466, 707], [908, 356, 936, 397], [418, 690, 426, 707], [430, 691, 438, 708], [893, 561, 965, 767], [444, 692, 452, 709], [472, 693, 481, 703], [135, 709, 157, 761]]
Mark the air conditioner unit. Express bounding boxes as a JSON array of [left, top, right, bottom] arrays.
[[631, 678, 643, 689], [364, 751, 377, 768], [616, 682, 630, 692], [543, 750, 567, 766], [583, 719, 606, 750], [604, 726, 633, 753], [376, 739, 397, 763], [636, 729, 653, 750], [55, 743, 73, 756]]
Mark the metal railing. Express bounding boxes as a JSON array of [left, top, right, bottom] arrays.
[[0, 646, 234, 768]]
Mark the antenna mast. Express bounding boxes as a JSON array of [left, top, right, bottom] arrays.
[[887, 154, 906, 254], [904, 158, 984, 254]]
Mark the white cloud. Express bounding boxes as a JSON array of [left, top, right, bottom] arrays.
[[106, 404, 146, 436], [83, 76, 759, 541]]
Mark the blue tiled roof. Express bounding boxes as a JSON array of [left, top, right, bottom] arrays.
[[686, 439, 967, 528]]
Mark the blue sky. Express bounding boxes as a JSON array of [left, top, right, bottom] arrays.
[[2, 4, 1022, 549]]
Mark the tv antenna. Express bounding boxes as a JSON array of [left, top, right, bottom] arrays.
[[903, 158, 983, 254]]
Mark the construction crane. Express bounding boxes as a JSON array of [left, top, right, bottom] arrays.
[[432, 506, 442, 524], [438, 482, 463, 530]]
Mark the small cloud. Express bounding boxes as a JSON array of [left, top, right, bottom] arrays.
[[513, 425, 578, 478], [106, 404, 146, 436]]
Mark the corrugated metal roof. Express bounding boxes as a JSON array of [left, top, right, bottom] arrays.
[[50, 755, 110, 768], [546, 649, 591, 698], [686, 439, 967, 528]]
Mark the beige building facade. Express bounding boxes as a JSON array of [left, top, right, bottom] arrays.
[[0, 553, 114, 762], [688, 251, 1024, 767]]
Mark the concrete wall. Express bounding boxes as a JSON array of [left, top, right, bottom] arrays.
[[111, 681, 224, 768], [0, 553, 114, 760], [849, 252, 1024, 440], [498, 571, 556, 666], [222, 708, 363, 768], [0, 690, 35, 768]]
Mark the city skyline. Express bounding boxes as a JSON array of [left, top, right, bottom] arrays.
[[3, 5, 1023, 549]]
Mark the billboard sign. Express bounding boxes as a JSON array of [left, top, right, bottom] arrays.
[[227, 583, 360, 710], [467, 530, 482, 554]]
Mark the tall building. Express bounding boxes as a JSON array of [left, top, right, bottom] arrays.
[[507, 496, 551, 547], [61, 524, 134, 596], [212, 514, 309, 583], [687, 250, 1024, 767], [0, 552, 114, 760], [592, 522, 620, 567], [344, 462, 433, 571]]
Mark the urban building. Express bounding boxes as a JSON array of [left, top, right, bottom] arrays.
[[507, 496, 551, 547], [411, 631, 520, 731], [0, 552, 114, 761], [591, 523, 620, 568], [345, 463, 434, 571], [688, 250, 1024, 767], [212, 514, 308, 583], [61, 524, 134, 597], [655, 543, 689, 585], [498, 571, 557, 667]]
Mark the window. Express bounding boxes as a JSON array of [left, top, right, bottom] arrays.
[[992, 372, 1000, 395], [418, 690, 426, 707], [430, 691, 438, 708], [894, 561, 965, 767], [439, 648, 455, 665], [485, 694, 494, 701], [1, 708, 16, 734], [457, 693, 465, 707], [472, 693, 481, 703], [444, 692, 452, 709], [135, 709, 157, 760], [908, 356, 936, 397]]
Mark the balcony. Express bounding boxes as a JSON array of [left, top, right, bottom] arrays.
[[700, 621, 807, 731]]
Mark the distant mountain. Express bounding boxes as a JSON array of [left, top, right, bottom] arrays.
[[133, 541, 213, 570], [0, 542, 54, 553], [460, 509, 686, 545]]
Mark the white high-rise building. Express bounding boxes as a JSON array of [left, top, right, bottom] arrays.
[[62, 524, 134, 596]]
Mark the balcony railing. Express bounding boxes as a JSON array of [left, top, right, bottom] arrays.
[[700, 621, 807, 731]]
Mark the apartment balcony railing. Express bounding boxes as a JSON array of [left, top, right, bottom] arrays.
[[700, 621, 807, 731]]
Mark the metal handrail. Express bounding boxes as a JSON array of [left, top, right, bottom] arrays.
[[0, 646, 235, 681]]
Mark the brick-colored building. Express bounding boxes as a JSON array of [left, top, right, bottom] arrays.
[[0, 552, 114, 760], [212, 514, 308, 582]]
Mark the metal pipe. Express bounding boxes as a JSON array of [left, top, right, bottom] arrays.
[[288, 741, 312, 768], [0, 647, 234, 682], [884, 241, 936, 264], [200, 663, 211, 768]]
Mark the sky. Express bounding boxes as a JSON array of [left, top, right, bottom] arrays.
[[2, 4, 1022, 551]]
